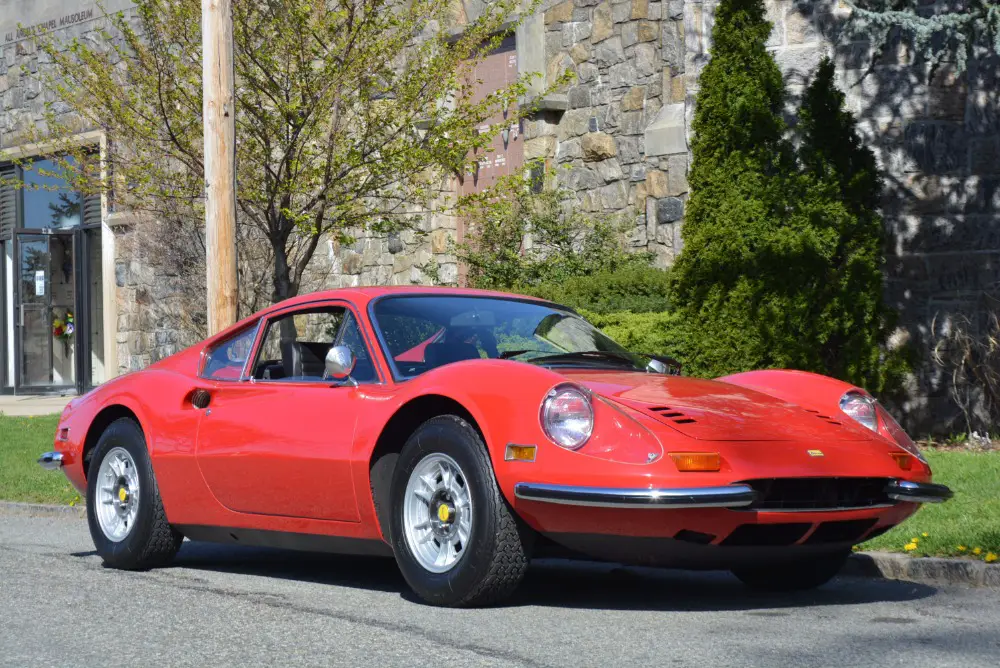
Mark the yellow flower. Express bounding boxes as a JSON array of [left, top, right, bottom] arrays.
[[973, 547, 983, 555], [904, 542, 918, 551], [921, 532, 929, 538], [986, 553, 998, 564], [911, 537, 919, 543], [957, 545, 967, 552]]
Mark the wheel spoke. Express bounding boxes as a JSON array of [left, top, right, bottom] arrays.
[[413, 489, 432, 505]]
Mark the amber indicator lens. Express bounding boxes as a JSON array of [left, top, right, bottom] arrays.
[[669, 452, 721, 472], [891, 453, 913, 470], [505, 444, 537, 462]]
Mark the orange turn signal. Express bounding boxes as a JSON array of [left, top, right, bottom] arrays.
[[505, 444, 537, 462], [669, 452, 721, 472], [891, 453, 913, 470]]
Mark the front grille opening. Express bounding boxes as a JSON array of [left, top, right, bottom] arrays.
[[804, 519, 878, 545], [720, 523, 811, 547], [647, 406, 698, 425], [674, 529, 716, 545], [738, 477, 894, 511]]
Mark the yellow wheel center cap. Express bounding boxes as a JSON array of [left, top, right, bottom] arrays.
[[437, 504, 452, 523], [118, 487, 128, 503]]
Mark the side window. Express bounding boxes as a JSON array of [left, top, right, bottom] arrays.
[[252, 306, 376, 383], [201, 323, 258, 380], [335, 312, 377, 383]]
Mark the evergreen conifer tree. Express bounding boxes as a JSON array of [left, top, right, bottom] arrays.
[[669, 0, 802, 376], [670, 1, 901, 390], [796, 57, 899, 390]]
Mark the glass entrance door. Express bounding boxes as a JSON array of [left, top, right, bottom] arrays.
[[17, 233, 77, 390]]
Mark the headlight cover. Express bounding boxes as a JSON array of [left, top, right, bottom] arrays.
[[541, 384, 594, 450], [877, 403, 928, 464], [839, 391, 878, 432]]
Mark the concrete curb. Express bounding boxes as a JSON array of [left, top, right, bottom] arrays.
[[0, 500, 86, 518], [846, 551, 1000, 589]]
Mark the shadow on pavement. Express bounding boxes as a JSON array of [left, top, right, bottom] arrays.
[[162, 541, 936, 611]]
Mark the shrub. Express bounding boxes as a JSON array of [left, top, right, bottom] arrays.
[[581, 310, 686, 359], [456, 169, 652, 290], [523, 265, 671, 314]]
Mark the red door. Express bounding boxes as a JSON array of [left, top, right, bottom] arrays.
[[457, 35, 525, 284], [195, 381, 362, 522], [459, 35, 525, 199]]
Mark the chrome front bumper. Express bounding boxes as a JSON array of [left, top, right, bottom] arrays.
[[37, 452, 64, 470], [513, 483, 757, 509], [514, 479, 954, 510], [885, 479, 953, 504]]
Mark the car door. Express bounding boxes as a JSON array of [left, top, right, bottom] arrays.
[[194, 302, 380, 522]]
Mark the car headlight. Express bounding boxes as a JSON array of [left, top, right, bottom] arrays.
[[541, 384, 594, 450], [839, 391, 878, 432]]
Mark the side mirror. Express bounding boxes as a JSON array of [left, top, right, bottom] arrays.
[[325, 345, 357, 385]]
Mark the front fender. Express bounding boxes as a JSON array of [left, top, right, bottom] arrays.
[[717, 369, 862, 416]]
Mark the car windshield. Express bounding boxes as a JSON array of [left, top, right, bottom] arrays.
[[371, 295, 648, 378]]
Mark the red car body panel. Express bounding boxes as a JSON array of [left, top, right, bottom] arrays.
[[48, 286, 935, 562]]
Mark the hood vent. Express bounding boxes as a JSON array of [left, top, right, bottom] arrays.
[[804, 408, 842, 426], [648, 406, 697, 425]]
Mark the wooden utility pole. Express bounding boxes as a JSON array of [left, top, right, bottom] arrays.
[[202, 0, 238, 335]]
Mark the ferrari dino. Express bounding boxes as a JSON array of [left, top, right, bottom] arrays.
[[38, 287, 952, 606]]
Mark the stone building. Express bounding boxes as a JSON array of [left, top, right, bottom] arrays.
[[2, 0, 997, 433]]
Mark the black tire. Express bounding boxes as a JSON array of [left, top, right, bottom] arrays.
[[732, 550, 850, 592], [388, 415, 532, 607], [86, 418, 183, 570]]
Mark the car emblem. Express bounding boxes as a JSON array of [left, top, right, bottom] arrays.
[[807, 449, 824, 457]]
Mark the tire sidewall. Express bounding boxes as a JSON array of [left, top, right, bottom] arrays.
[[86, 418, 160, 568], [389, 417, 505, 604]]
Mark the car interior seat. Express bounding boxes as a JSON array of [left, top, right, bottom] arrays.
[[423, 341, 481, 370]]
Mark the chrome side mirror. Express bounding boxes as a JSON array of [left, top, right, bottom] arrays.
[[646, 359, 668, 374], [325, 345, 357, 385]]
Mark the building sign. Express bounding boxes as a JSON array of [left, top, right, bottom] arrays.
[[1, 1, 135, 46]]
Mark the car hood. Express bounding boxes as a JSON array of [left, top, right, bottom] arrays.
[[556, 370, 874, 442]]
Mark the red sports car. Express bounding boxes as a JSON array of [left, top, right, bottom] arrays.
[[39, 287, 951, 606]]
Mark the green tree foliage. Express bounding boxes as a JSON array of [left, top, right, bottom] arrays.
[[23, 0, 543, 307], [456, 169, 653, 291], [670, 0, 901, 392], [844, 1, 1000, 75]]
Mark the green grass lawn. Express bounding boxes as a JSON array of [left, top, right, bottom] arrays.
[[0, 415, 997, 560], [0, 414, 81, 506]]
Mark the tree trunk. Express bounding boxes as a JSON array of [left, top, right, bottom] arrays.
[[271, 236, 295, 303]]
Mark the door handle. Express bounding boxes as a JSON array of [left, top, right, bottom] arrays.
[[191, 389, 211, 410], [18, 304, 24, 327]]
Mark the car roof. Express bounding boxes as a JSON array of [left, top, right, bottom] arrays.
[[201, 286, 565, 349], [268, 285, 554, 311]]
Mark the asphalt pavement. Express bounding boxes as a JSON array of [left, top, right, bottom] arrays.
[[1, 507, 997, 668]]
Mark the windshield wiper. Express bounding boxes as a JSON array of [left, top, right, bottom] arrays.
[[499, 349, 549, 359], [525, 350, 641, 368]]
